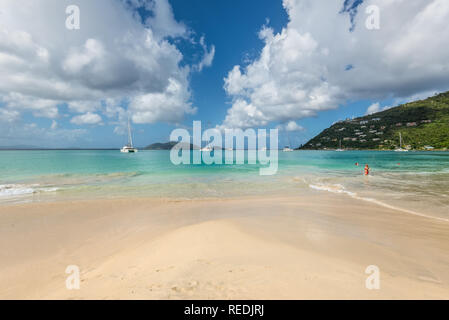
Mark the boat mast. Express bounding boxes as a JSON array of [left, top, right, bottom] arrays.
[[128, 117, 133, 147], [399, 132, 402, 149], [287, 131, 292, 148]]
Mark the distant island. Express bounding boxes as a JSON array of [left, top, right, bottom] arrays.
[[300, 91, 449, 151], [144, 141, 196, 150], [0, 145, 40, 150]]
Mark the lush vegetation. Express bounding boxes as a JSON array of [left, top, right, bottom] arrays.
[[300, 91, 449, 150], [144, 142, 196, 150], [144, 142, 179, 150]]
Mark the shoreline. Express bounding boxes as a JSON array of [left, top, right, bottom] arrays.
[[1, 193, 448, 299], [2, 184, 447, 223]]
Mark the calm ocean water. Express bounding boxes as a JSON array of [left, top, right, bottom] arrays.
[[0, 150, 448, 220]]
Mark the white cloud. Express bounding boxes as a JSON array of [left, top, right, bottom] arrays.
[[0, 108, 20, 123], [222, 0, 449, 129], [1, 93, 59, 118], [365, 102, 380, 115], [195, 36, 215, 72], [50, 120, 58, 130], [218, 99, 268, 130], [0, 0, 208, 131], [0, 121, 87, 147], [70, 112, 103, 125], [275, 121, 305, 132], [365, 101, 399, 115], [130, 77, 197, 124], [62, 39, 106, 74], [68, 100, 101, 114], [285, 121, 304, 132], [142, 0, 187, 39]]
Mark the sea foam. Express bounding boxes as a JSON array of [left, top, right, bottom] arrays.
[[308, 183, 449, 223], [0, 184, 58, 198]]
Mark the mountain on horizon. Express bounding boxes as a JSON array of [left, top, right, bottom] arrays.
[[0, 145, 40, 150], [144, 141, 197, 150]]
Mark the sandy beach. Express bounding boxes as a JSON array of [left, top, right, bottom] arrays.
[[1, 191, 448, 300]]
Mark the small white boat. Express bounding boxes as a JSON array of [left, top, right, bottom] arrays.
[[395, 132, 408, 152], [335, 140, 345, 152], [283, 131, 294, 152], [200, 145, 213, 152], [121, 118, 138, 153]]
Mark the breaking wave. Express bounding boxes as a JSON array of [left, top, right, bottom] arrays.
[[0, 184, 59, 198]]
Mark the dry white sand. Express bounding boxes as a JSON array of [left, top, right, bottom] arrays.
[[0, 192, 448, 299]]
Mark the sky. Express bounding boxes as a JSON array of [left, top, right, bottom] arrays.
[[1, 0, 449, 148]]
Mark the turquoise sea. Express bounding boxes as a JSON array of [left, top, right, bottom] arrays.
[[0, 150, 448, 220]]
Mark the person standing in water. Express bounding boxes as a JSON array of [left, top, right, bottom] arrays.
[[364, 164, 370, 176]]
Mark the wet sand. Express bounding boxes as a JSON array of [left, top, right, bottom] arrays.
[[0, 192, 448, 299]]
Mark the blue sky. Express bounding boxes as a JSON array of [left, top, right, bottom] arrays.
[[117, 0, 409, 148], [1, 0, 448, 148], [129, 0, 384, 148], [103, 0, 382, 147]]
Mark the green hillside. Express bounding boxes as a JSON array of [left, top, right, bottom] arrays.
[[144, 142, 179, 150], [300, 91, 449, 151], [144, 142, 196, 150]]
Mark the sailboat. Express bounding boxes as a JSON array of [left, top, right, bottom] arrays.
[[336, 139, 344, 152], [120, 118, 138, 153], [201, 120, 214, 152], [395, 132, 408, 152], [200, 145, 213, 152], [283, 131, 294, 152]]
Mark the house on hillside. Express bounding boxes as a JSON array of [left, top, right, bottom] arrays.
[[406, 122, 417, 127]]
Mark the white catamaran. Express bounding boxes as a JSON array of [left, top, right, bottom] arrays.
[[120, 118, 138, 153], [395, 132, 408, 152]]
